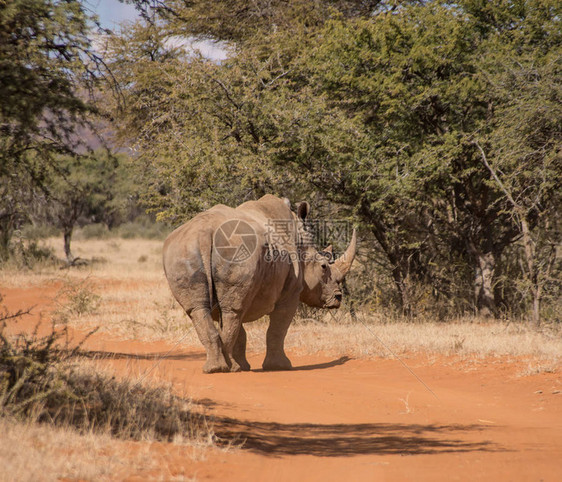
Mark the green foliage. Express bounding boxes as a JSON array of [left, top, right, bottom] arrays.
[[114, 216, 171, 240], [0, 0, 105, 258], [73, 218, 170, 240], [107, 0, 562, 320], [39, 150, 137, 262], [46, 152, 118, 227], [0, 0, 98, 162], [0, 228, 58, 270], [19, 224, 60, 241], [7, 238, 57, 271], [76, 223, 110, 240], [135, 0, 388, 43]]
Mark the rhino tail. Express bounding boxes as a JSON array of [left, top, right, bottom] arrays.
[[200, 232, 216, 316]]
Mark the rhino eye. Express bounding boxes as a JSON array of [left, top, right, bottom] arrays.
[[321, 263, 328, 270]]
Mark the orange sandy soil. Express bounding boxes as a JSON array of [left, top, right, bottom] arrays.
[[2, 282, 561, 481]]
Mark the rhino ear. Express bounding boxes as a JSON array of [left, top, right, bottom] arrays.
[[323, 245, 333, 254], [283, 197, 291, 210], [297, 201, 310, 221]]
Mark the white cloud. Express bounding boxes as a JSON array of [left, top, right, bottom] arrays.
[[169, 37, 230, 62], [88, 1, 229, 62]]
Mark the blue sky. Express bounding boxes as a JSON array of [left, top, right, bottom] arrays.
[[86, 0, 139, 29], [86, 0, 228, 60]]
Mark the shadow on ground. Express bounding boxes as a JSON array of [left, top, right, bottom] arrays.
[[212, 418, 500, 457], [75, 349, 206, 361], [252, 356, 352, 373], [79, 351, 350, 371], [73, 349, 500, 457]]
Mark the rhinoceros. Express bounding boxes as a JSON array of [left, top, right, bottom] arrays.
[[163, 194, 356, 373]]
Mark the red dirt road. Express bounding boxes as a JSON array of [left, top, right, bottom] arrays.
[[2, 284, 562, 481]]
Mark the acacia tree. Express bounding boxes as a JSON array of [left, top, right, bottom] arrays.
[[307, 1, 561, 319], [42, 152, 121, 264], [107, 0, 562, 319], [472, 47, 562, 324], [0, 0, 104, 260]]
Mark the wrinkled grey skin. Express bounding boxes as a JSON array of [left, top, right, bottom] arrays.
[[163, 194, 357, 373]]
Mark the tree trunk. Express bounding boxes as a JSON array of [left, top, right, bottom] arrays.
[[391, 264, 412, 317], [366, 211, 422, 317], [0, 213, 15, 262], [474, 142, 540, 325], [63, 228, 74, 264], [474, 250, 497, 317], [521, 217, 540, 326]]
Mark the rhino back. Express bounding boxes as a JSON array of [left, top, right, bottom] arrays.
[[163, 197, 301, 321], [211, 200, 300, 321]]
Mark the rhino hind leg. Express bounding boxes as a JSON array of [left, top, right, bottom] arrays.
[[189, 308, 230, 373], [232, 325, 251, 371], [262, 303, 297, 371], [218, 311, 245, 373]]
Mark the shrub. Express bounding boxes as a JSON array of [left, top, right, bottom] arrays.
[[19, 224, 60, 240], [76, 223, 110, 240], [1, 236, 58, 270], [115, 217, 170, 240], [54, 280, 101, 324], [0, 303, 211, 443]]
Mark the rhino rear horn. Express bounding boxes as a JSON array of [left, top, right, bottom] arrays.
[[333, 229, 357, 281]]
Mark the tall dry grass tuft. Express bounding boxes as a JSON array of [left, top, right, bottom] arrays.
[[0, 307, 212, 444], [53, 278, 101, 323], [284, 313, 562, 366]]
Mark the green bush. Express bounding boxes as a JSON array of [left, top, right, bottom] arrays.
[[19, 224, 60, 240], [72, 218, 171, 241], [75, 223, 110, 240], [1, 237, 58, 270], [114, 217, 171, 240]]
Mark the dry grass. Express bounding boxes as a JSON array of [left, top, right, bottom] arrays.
[[0, 310, 216, 482], [0, 415, 212, 482], [0, 321, 212, 444], [1, 236, 560, 479], [0, 237, 165, 287], [284, 315, 562, 365], [0, 418, 154, 482], [0, 304, 216, 481], [2, 237, 560, 368]]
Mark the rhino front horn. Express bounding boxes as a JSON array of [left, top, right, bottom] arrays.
[[334, 229, 357, 281]]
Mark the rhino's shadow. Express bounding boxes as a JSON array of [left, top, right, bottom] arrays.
[[210, 417, 502, 457], [73, 350, 501, 457], [252, 355, 351, 373], [74, 351, 348, 370]]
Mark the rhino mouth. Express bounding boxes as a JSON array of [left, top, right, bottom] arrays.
[[325, 293, 343, 309]]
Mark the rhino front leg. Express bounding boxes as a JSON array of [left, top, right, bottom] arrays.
[[233, 325, 251, 371], [263, 302, 298, 371], [189, 308, 229, 374]]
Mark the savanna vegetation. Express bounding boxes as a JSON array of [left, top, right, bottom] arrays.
[[2, 236, 559, 481], [1, 4, 560, 479], [1, 1, 561, 321]]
